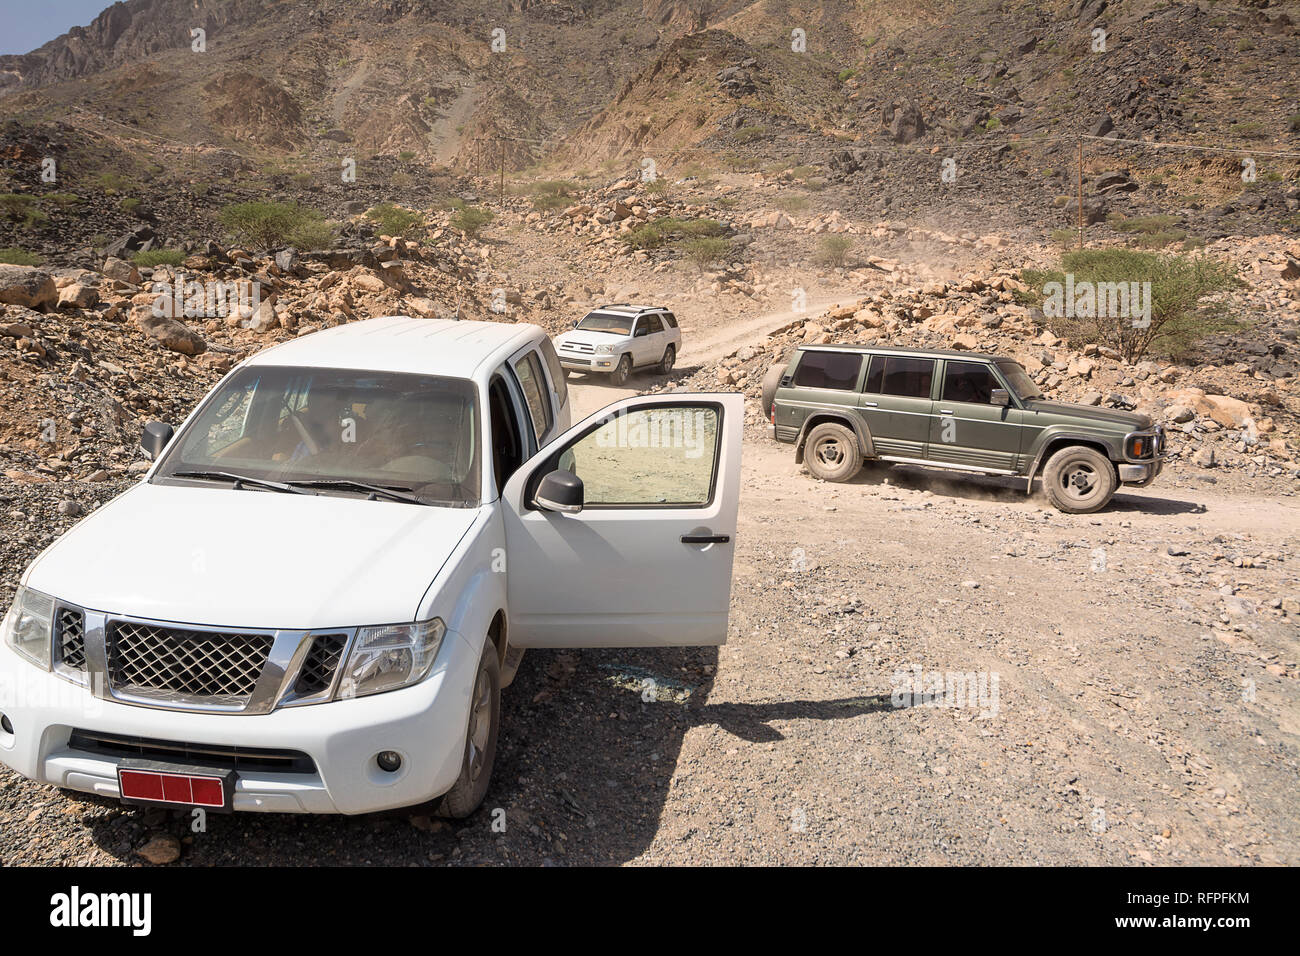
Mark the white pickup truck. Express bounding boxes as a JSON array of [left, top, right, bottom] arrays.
[[0, 316, 741, 817]]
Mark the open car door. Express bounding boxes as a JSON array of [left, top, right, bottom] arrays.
[[502, 393, 742, 647]]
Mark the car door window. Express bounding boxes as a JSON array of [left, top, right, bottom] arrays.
[[537, 337, 568, 407], [552, 404, 719, 506], [662, 312, 678, 329], [942, 361, 998, 404], [512, 352, 552, 443], [793, 351, 862, 390], [878, 357, 935, 398]]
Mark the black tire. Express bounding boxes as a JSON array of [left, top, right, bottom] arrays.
[[803, 422, 863, 482], [658, 344, 676, 375], [760, 363, 785, 419], [1042, 445, 1118, 514], [609, 353, 632, 386], [436, 641, 500, 819]]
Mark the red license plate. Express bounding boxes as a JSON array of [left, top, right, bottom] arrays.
[[117, 760, 233, 810]]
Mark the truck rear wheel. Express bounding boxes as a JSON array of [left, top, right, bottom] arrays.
[[803, 422, 863, 482], [1042, 445, 1117, 514]]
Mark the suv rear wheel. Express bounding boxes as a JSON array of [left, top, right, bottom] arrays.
[[1042, 445, 1117, 514], [804, 422, 863, 482], [658, 344, 676, 375]]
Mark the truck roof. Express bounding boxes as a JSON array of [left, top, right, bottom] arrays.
[[243, 316, 540, 378], [798, 344, 1017, 364]]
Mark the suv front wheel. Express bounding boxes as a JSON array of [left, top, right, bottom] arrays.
[[803, 422, 863, 482], [1042, 445, 1118, 514], [609, 353, 632, 385]]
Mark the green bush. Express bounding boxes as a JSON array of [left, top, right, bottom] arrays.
[[132, 249, 185, 267], [450, 204, 494, 237], [120, 197, 142, 212], [44, 193, 79, 207], [366, 203, 423, 237], [620, 217, 726, 251], [96, 172, 130, 195], [817, 234, 854, 268], [732, 125, 768, 143], [219, 201, 336, 252], [1021, 248, 1242, 362], [0, 247, 42, 265]]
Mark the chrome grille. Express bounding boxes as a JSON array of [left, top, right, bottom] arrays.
[[293, 634, 347, 696], [107, 621, 273, 705], [564, 341, 595, 354], [57, 607, 86, 668]]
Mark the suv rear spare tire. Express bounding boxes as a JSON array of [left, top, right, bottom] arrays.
[[803, 422, 863, 482], [1042, 445, 1118, 514], [760, 363, 785, 420]]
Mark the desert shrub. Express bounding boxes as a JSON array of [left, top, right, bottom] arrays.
[[817, 234, 854, 268], [132, 249, 184, 267], [0, 193, 47, 227], [219, 201, 335, 252], [0, 247, 42, 265], [398, 151, 417, 161], [366, 203, 423, 236], [1021, 248, 1241, 363], [681, 236, 729, 270], [120, 197, 142, 212], [774, 193, 810, 213], [96, 172, 130, 194], [450, 204, 494, 237], [1109, 214, 1188, 249], [732, 125, 768, 143], [44, 193, 79, 207]]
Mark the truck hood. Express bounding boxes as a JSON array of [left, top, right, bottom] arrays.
[[24, 482, 478, 630], [556, 328, 628, 349], [1022, 399, 1152, 430]]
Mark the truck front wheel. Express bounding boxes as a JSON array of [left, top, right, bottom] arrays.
[[437, 641, 501, 819], [1042, 445, 1118, 514]]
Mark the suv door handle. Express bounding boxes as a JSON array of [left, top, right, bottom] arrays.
[[862, 401, 878, 407], [939, 409, 954, 415], [681, 533, 730, 544]]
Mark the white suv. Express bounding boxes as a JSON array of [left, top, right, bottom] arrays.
[[554, 304, 682, 385], [0, 316, 741, 817]]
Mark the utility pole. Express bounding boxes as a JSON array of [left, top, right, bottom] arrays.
[[1077, 138, 1085, 250], [499, 139, 505, 206]]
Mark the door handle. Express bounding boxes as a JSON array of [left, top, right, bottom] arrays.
[[939, 409, 954, 415], [681, 533, 730, 544], [862, 401, 878, 407]]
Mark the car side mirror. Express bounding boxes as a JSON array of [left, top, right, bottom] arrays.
[[991, 389, 1011, 406], [140, 421, 174, 460], [535, 470, 583, 514], [571, 319, 579, 328]]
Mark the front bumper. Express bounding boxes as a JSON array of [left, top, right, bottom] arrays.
[[1118, 459, 1163, 486], [0, 631, 477, 814], [557, 351, 617, 372]]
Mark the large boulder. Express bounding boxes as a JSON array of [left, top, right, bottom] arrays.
[[0, 265, 58, 311], [888, 101, 927, 144], [133, 307, 207, 355]]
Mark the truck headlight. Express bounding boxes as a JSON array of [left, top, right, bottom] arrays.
[[1, 586, 54, 669], [595, 344, 615, 354], [338, 618, 445, 699]]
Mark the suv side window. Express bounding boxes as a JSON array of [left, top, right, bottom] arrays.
[[877, 357, 934, 398], [636, 315, 662, 336], [512, 352, 552, 443], [662, 312, 678, 329], [793, 351, 862, 390], [942, 361, 998, 404]]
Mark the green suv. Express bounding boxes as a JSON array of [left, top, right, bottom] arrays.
[[762, 345, 1165, 513]]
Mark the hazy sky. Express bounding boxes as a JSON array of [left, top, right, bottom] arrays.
[[0, 0, 113, 56]]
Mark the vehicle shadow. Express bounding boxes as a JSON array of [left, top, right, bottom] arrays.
[[842, 464, 1206, 515], [79, 647, 901, 867]]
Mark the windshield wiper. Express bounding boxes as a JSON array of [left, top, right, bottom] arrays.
[[172, 470, 315, 495], [284, 479, 425, 504]]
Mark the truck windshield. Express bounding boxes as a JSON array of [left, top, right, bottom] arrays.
[[576, 312, 632, 335], [156, 365, 480, 506], [996, 361, 1044, 401]]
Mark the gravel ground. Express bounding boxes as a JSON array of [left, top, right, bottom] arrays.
[[1, 435, 1297, 866]]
